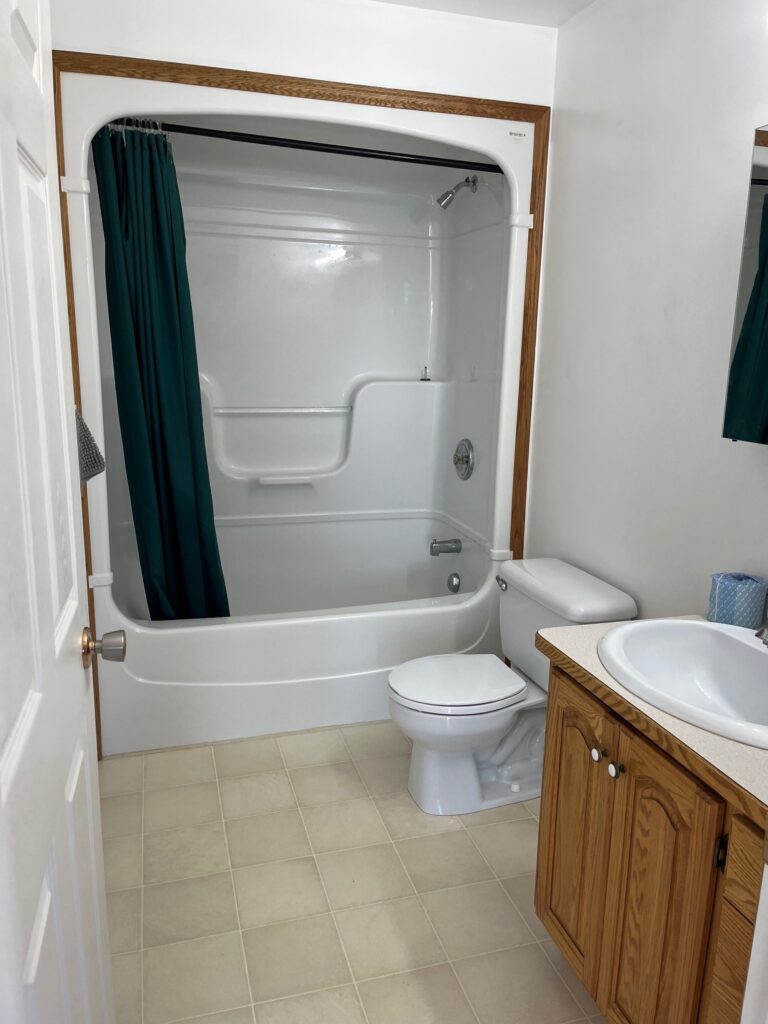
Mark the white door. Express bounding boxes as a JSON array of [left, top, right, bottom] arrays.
[[0, 0, 114, 1021]]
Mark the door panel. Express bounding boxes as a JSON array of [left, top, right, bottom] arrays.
[[0, 0, 113, 1019], [598, 728, 723, 1024], [536, 669, 619, 992]]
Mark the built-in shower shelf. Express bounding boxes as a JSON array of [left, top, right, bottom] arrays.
[[256, 475, 316, 486]]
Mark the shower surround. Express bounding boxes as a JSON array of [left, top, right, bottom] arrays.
[[60, 72, 536, 754]]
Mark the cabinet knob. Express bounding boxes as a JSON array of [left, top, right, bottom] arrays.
[[607, 762, 625, 780], [590, 748, 604, 763]]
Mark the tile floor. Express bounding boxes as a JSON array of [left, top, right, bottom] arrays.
[[100, 720, 608, 1024]]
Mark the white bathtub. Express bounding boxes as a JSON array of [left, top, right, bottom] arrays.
[[96, 514, 500, 754]]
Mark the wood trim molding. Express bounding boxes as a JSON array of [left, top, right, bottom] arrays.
[[754, 129, 768, 148], [536, 632, 768, 827], [53, 51, 549, 565]]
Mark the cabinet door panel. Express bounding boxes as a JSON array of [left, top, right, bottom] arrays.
[[536, 669, 619, 992], [598, 729, 723, 1024]]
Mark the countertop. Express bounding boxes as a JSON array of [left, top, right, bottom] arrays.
[[537, 620, 768, 812]]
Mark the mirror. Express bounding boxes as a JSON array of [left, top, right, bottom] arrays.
[[723, 126, 768, 444]]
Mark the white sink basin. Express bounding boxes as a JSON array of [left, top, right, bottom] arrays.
[[598, 619, 768, 748]]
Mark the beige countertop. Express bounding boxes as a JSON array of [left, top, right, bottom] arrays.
[[538, 620, 768, 811]]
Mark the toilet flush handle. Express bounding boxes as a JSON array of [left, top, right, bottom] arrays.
[[495, 575, 508, 592]]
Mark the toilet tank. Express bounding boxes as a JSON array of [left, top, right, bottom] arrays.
[[497, 558, 637, 691]]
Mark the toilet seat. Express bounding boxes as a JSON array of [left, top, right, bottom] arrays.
[[388, 654, 528, 716]]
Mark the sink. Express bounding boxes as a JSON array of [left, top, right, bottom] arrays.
[[598, 619, 768, 748]]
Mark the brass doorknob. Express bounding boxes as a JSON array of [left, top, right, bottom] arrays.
[[81, 627, 126, 669]]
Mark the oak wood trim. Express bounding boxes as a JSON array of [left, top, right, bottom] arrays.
[[754, 129, 768, 148], [53, 62, 103, 759], [535, 632, 768, 827], [52, 50, 549, 565], [723, 815, 764, 922]]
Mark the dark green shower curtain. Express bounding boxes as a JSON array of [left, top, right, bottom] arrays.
[[92, 125, 229, 620], [724, 192, 768, 444]]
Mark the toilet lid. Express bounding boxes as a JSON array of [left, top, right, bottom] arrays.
[[388, 654, 527, 710]]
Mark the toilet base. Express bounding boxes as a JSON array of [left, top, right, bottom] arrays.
[[405, 698, 547, 816], [408, 749, 543, 815]]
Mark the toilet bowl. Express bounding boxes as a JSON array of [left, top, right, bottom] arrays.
[[388, 654, 547, 814], [388, 558, 637, 815]]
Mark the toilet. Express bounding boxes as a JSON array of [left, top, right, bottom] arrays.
[[389, 558, 637, 815]]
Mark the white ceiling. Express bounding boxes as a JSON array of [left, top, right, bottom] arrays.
[[371, 0, 596, 27]]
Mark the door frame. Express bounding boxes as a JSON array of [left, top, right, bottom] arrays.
[[51, 51, 551, 755]]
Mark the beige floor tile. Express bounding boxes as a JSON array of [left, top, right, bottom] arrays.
[[525, 798, 541, 818], [101, 794, 142, 839], [143, 821, 229, 884], [214, 737, 283, 778], [459, 802, 533, 826], [335, 897, 445, 980], [143, 931, 251, 1024], [342, 721, 410, 759], [289, 763, 366, 805], [243, 914, 350, 1002], [467, 819, 539, 877], [541, 939, 601, 1017], [318, 843, 413, 909], [174, 1011, 254, 1024], [421, 881, 534, 958], [234, 857, 328, 928], [106, 888, 141, 954], [143, 871, 238, 947], [144, 782, 221, 833], [375, 793, 462, 839], [302, 798, 388, 853], [355, 755, 411, 797], [359, 964, 477, 1024], [277, 729, 350, 767], [144, 746, 216, 790], [396, 831, 493, 892], [99, 756, 144, 797], [103, 835, 142, 892], [501, 874, 549, 939], [254, 986, 365, 1024], [226, 809, 310, 867], [453, 945, 582, 1024], [112, 952, 141, 1024], [220, 771, 295, 819]]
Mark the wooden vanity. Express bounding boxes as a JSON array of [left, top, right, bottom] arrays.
[[534, 628, 767, 1024]]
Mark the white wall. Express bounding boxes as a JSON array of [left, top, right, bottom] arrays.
[[51, 0, 556, 106], [526, 0, 768, 617]]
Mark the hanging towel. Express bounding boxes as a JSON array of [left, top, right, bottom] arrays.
[[76, 409, 106, 484]]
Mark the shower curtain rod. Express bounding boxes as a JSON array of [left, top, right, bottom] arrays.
[[158, 121, 504, 174]]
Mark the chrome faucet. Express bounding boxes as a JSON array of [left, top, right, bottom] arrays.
[[756, 625, 768, 647], [430, 537, 462, 557]]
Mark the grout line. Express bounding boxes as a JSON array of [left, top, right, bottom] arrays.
[[211, 747, 257, 1016], [343, 732, 485, 1024], [277, 742, 374, 1024]]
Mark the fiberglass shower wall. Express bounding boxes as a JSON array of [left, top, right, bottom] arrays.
[[95, 117, 511, 619]]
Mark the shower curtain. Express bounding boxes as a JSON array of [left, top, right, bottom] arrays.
[[92, 124, 230, 620], [723, 192, 768, 444]]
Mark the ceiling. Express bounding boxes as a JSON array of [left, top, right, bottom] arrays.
[[371, 0, 596, 27]]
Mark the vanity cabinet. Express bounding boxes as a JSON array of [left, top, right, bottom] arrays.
[[536, 666, 764, 1024]]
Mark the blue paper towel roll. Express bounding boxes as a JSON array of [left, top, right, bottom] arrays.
[[707, 573, 768, 629]]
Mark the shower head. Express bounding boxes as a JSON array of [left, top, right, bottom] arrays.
[[436, 174, 478, 210]]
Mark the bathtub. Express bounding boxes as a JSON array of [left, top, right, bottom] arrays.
[[95, 514, 500, 755]]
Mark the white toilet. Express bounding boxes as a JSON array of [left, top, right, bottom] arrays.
[[388, 558, 637, 815]]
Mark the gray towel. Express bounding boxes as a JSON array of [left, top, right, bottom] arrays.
[[76, 409, 106, 483]]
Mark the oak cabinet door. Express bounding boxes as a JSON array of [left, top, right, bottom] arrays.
[[598, 728, 724, 1024], [536, 669, 620, 992]]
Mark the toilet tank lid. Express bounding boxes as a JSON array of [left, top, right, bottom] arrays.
[[498, 558, 637, 624]]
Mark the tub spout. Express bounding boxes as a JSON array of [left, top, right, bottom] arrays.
[[430, 538, 462, 556]]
